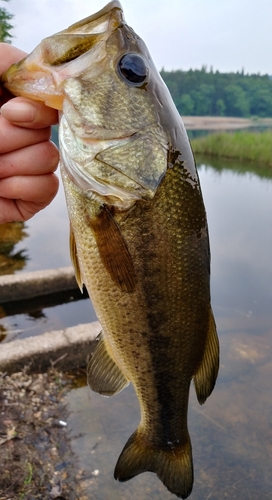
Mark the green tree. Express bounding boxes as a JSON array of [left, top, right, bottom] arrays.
[[177, 93, 194, 115], [191, 84, 215, 115], [161, 68, 272, 118], [249, 88, 272, 117], [224, 84, 250, 116], [0, 0, 14, 43], [215, 98, 226, 116]]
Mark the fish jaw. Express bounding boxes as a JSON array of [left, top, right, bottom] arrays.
[[1, 49, 64, 110], [1, 1, 124, 110]]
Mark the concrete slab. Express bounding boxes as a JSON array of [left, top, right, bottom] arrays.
[[0, 266, 77, 303], [0, 321, 101, 374]]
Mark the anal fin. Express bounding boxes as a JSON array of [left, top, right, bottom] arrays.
[[87, 331, 129, 396], [193, 307, 219, 405]]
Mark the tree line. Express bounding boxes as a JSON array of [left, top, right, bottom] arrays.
[[160, 67, 272, 117]]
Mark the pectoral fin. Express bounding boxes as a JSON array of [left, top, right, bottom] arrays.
[[88, 204, 136, 293], [70, 224, 83, 292], [87, 332, 129, 396], [193, 307, 219, 404]]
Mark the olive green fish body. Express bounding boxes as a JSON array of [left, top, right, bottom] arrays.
[[2, 2, 219, 498], [61, 154, 217, 498]]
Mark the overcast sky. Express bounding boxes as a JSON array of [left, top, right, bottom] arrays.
[[5, 0, 272, 75]]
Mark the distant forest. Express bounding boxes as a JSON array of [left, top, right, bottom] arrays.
[[160, 67, 272, 117]]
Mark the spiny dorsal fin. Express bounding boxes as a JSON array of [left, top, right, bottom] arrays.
[[88, 204, 137, 293], [69, 224, 83, 292], [193, 307, 219, 405], [87, 331, 129, 396]]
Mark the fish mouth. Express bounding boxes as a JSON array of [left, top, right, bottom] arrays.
[[1, 56, 65, 110], [1, 1, 124, 110]]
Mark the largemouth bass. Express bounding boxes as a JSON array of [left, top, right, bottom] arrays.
[[2, 2, 219, 498]]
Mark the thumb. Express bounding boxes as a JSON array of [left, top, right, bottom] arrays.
[[1, 97, 58, 129]]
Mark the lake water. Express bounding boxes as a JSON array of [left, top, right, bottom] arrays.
[[1, 156, 272, 498]]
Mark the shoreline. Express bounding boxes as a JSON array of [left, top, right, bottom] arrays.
[[182, 116, 272, 130]]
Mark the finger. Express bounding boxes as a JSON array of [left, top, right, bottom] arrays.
[[0, 44, 27, 105], [0, 198, 27, 223], [0, 43, 26, 75], [0, 141, 59, 178], [0, 115, 52, 153], [0, 173, 59, 222], [0, 173, 59, 204], [1, 97, 58, 128]]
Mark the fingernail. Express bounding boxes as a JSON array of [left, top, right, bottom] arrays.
[[1, 100, 36, 123]]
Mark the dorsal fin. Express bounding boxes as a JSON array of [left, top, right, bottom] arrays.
[[88, 204, 137, 293], [193, 307, 219, 405]]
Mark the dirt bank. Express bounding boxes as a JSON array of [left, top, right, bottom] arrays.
[[0, 367, 88, 500]]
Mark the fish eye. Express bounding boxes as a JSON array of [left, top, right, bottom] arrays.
[[117, 53, 148, 86]]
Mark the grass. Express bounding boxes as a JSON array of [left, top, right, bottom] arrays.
[[23, 462, 33, 485], [191, 130, 272, 167]]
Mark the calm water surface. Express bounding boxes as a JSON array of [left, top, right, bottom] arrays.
[[1, 157, 272, 498]]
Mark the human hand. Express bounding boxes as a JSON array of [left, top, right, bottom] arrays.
[[0, 43, 59, 224]]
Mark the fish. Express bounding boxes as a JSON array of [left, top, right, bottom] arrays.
[[2, 2, 219, 498]]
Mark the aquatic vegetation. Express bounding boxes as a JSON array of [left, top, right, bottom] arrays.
[[191, 130, 272, 167]]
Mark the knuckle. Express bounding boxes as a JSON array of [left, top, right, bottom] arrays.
[[42, 140, 60, 170]]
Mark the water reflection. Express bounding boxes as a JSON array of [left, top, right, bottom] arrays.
[[15, 175, 71, 272], [0, 222, 28, 275], [0, 288, 92, 342], [196, 153, 272, 179], [196, 158, 272, 320]]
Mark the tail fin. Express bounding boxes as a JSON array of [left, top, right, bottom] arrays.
[[114, 429, 193, 499]]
